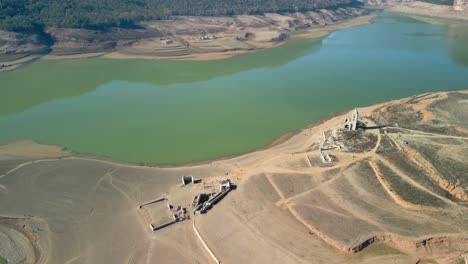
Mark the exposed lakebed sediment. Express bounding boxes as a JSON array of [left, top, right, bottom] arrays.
[[0, 6, 371, 71], [0, 90, 467, 263]]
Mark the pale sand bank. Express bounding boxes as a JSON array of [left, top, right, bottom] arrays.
[[41, 52, 108, 60], [0, 139, 69, 159], [0, 13, 375, 72], [0, 54, 42, 72], [103, 15, 376, 61], [388, 1, 468, 21]]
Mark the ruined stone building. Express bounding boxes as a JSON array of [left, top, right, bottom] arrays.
[[182, 175, 194, 185], [454, 0, 466, 11], [344, 109, 359, 130]]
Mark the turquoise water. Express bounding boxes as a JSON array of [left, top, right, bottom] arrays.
[[1, 13, 468, 165]]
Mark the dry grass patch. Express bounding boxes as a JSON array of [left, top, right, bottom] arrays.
[[379, 151, 456, 201], [374, 160, 449, 209]]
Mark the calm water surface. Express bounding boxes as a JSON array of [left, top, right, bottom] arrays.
[[1, 13, 468, 165]]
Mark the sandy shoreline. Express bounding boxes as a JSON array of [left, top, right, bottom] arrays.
[[101, 14, 376, 62], [0, 86, 435, 169], [0, 88, 462, 168], [161, 109, 352, 168], [0, 13, 376, 72], [0, 54, 43, 72], [41, 52, 108, 60], [0, 107, 350, 169]]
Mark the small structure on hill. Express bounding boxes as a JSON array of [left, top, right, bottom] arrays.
[[454, 0, 466, 11], [318, 108, 379, 153], [138, 198, 188, 232], [320, 152, 333, 164], [160, 37, 173, 44], [182, 175, 194, 185], [220, 179, 231, 192], [343, 109, 359, 131], [319, 130, 342, 151], [198, 34, 216, 40], [193, 179, 233, 214], [150, 205, 188, 231]]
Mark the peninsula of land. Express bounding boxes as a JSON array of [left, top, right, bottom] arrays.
[[0, 90, 467, 264], [0, 7, 372, 72]]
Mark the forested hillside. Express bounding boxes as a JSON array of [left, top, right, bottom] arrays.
[[0, 0, 358, 32]]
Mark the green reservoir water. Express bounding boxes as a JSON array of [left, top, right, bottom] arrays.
[[0, 256, 7, 264], [1, 13, 468, 165]]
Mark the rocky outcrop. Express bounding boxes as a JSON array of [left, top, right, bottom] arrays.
[[290, 200, 468, 256], [0, 30, 50, 58], [44, 27, 161, 55], [350, 234, 468, 255]]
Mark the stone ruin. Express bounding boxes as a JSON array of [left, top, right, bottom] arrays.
[[138, 198, 189, 232], [150, 204, 189, 231], [454, 0, 466, 11], [192, 179, 233, 214], [343, 109, 359, 131], [137, 177, 232, 232], [320, 151, 333, 164], [151, 206, 187, 231], [182, 175, 194, 185], [317, 108, 378, 156], [319, 129, 344, 151]]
